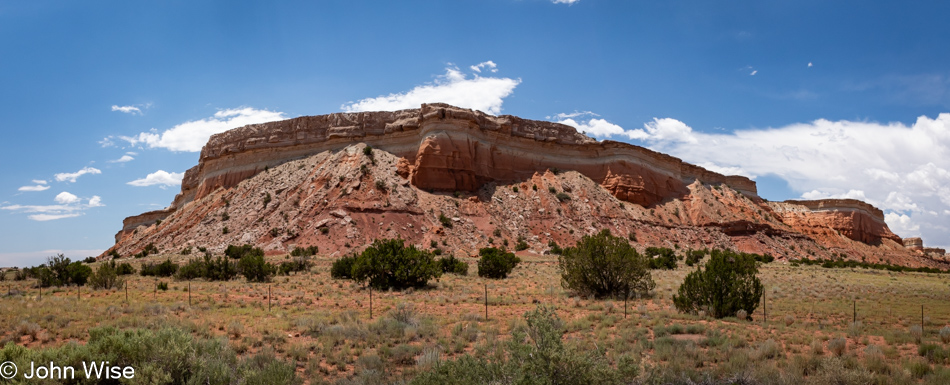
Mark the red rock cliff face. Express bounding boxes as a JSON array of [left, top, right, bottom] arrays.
[[769, 200, 901, 246], [177, 103, 758, 209]]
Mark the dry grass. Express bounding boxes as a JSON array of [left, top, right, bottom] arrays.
[[1, 254, 948, 383]]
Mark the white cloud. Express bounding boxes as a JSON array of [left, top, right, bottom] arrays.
[[18, 184, 50, 192], [112, 105, 141, 114], [108, 155, 135, 163], [32, 180, 47, 185], [109, 108, 285, 152], [552, 0, 580, 4], [341, 63, 521, 115], [29, 213, 82, 221], [127, 170, 185, 187], [470, 61, 498, 73], [54, 167, 101, 182], [750, 70, 758, 76], [1, 194, 104, 222], [808, 62, 814, 67], [54, 192, 80, 204], [558, 111, 950, 247]]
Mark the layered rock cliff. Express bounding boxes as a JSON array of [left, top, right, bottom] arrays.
[[107, 104, 946, 269]]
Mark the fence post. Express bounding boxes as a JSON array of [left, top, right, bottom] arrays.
[[853, 300, 856, 324], [188, 282, 192, 306], [484, 284, 488, 321], [268, 285, 271, 312], [369, 286, 373, 320], [125, 281, 129, 303]]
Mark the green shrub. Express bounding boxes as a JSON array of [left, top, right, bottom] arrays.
[[645, 247, 677, 269], [157, 281, 169, 291], [238, 253, 276, 282], [331, 255, 358, 279], [477, 247, 521, 279], [278, 256, 312, 275], [140, 258, 179, 277], [176, 255, 238, 281], [89, 261, 123, 290], [411, 305, 622, 385], [555, 192, 571, 202], [351, 238, 441, 290], [558, 229, 655, 298], [0, 326, 301, 385], [290, 245, 319, 257], [226, 244, 264, 260], [438, 255, 469, 275], [673, 249, 763, 318], [115, 262, 136, 275], [438, 213, 453, 228], [133, 243, 159, 259], [515, 236, 529, 251]]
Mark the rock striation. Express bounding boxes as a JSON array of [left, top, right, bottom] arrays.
[[107, 104, 946, 269]]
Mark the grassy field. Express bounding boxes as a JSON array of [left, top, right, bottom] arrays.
[[1, 253, 949, 384]]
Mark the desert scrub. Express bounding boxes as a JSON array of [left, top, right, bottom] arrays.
[[477, 247, 521, 279], [350, 238, 441, 290], [411, 305, 624, 385], [828, 337, 847, 357], [558, 229, 655, 299], [437, 255, 469, 275], [0, 326, 301, 385], [673, 249, 763, 318]]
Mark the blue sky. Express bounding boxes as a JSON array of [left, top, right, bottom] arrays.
[[2, 0, 949, 266]]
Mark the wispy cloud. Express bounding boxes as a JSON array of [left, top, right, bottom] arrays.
[[127, 170, 185, 188], [108, 155, 135, 163], [18, 184, 50, 192], [106, 108, 285, 152], [470, 61, 498, 73], [54, 167, 101, 183], [552, 0, 580, 4], [1, 194, 104, 222], [341, 62, 521, 115], [112, 105, 141, 115]]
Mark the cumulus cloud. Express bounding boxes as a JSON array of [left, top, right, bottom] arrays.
[[127, 170, 185, 188], [54, 192, 80, 204], [603, 112, 950, 247], [341, 63, 521, 115], [1, 194, 104, 222], [108, 108, 285, 152], [112, 105, 141, 114], [54, 167, 101, 182], [108, 155, 135, 163]]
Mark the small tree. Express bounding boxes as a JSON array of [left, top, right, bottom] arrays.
[[559, 229, 655, 298], [330, 255, 357, 279], [238, 253, 276, 282], [89, 262, 122, 290], [352, 238, 441, 290], [438, 255, 469, 276], [477, 247, 521, 279], [673, 249, 763, 319]]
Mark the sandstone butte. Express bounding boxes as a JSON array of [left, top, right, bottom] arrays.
[[105, 103, 949, 269]]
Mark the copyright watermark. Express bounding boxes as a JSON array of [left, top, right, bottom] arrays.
[[0, 361, 16, 379], [0, 361, 134, 380]]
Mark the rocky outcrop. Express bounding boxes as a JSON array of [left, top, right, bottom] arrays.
[[105, 104, 946, 270], [770, 199, 902, 246], [904, 237, 924, 251]]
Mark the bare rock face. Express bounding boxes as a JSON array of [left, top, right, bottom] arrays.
[[105, 104, 946, 270], [904, 237, 924, 251]]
